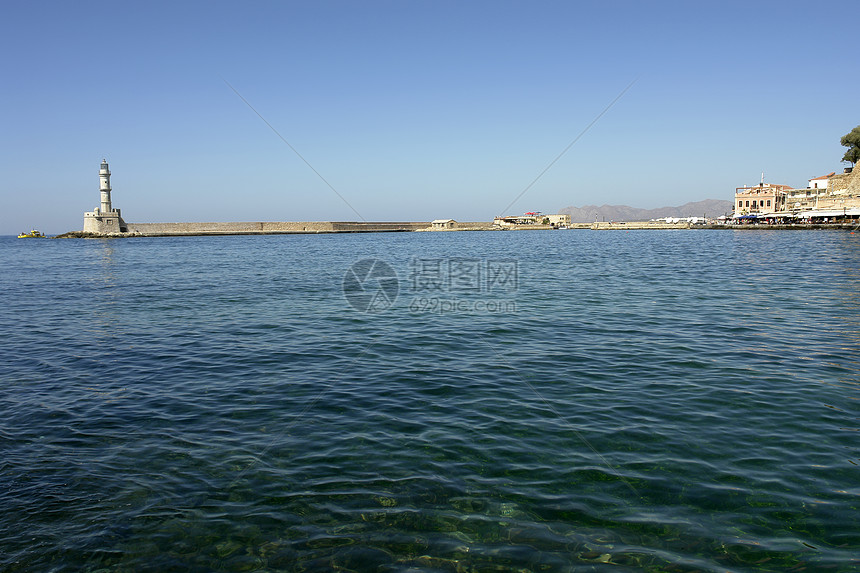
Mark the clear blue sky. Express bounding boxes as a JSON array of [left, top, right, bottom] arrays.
[[1, 0, 857, 233]]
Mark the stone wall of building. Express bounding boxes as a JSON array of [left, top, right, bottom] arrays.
[[83, 211, 127, 234]]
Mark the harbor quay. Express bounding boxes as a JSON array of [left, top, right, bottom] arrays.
[[49, 159, 860, 238]]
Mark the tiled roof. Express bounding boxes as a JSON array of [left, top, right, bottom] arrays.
[[809, 172, 835, 181]]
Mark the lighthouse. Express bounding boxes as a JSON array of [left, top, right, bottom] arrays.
[[99, 159, 112, 213], [83, 158, 127, 234]]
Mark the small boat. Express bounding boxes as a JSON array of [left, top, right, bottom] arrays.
[[18, 230, 46, 238]]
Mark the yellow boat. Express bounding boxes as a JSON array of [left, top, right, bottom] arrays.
[[18, 230, 46, 238]]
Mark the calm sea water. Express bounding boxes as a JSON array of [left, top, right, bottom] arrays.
[[1, 230, 858, 572]]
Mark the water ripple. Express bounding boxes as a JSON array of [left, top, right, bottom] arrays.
[[1, 232, 858, 571]]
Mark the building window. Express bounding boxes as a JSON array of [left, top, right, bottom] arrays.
[[767, 200, 771, 207], [745, 201, 749, 207], [752, 201, 757, 208], [738, 200, 743, 207]]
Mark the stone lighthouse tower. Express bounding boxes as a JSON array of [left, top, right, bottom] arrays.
[[99, 159, 112, 214], [83, 159, 127, 234]]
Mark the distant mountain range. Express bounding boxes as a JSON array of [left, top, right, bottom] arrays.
[[559, 199, 734, 222]]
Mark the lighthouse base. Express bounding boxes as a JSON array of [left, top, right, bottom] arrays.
[[84, 208, 128, 234]]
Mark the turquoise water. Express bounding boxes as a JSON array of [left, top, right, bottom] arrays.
[[1, 230, 858, 572]]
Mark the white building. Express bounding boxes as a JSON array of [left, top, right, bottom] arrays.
[[431, 219, 456, 230], [808, 172, 835, 190], [546, 214, 571, 226]]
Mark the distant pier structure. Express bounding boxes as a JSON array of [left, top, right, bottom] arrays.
[[83, 159, 127, 233]]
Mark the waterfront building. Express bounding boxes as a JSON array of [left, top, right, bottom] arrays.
[[780, 172, 837, 210], [784, 187, 825, 211], [547, 214, 571, 226], [808, 172, 835, 190], [494, 215, 535, 226], [493, 212, 570, 227], [431, 219, 457, 230], [83, 159, 127, 233], [734, 182, 790, 215]]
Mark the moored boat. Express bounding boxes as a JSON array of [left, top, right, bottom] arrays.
[[18, 230, 46, 238]]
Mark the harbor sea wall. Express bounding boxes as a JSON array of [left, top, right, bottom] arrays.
[[124, 221, 431, 235], [591, 221, 692, 230]]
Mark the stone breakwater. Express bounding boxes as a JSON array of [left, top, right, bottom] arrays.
[[58, 221, 433, 238], [53, 221, 860, 238], [128, 221, 433, 235], [57, 221, 503, 238]]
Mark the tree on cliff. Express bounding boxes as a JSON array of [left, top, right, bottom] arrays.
[[841, 125, 860, 165]]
